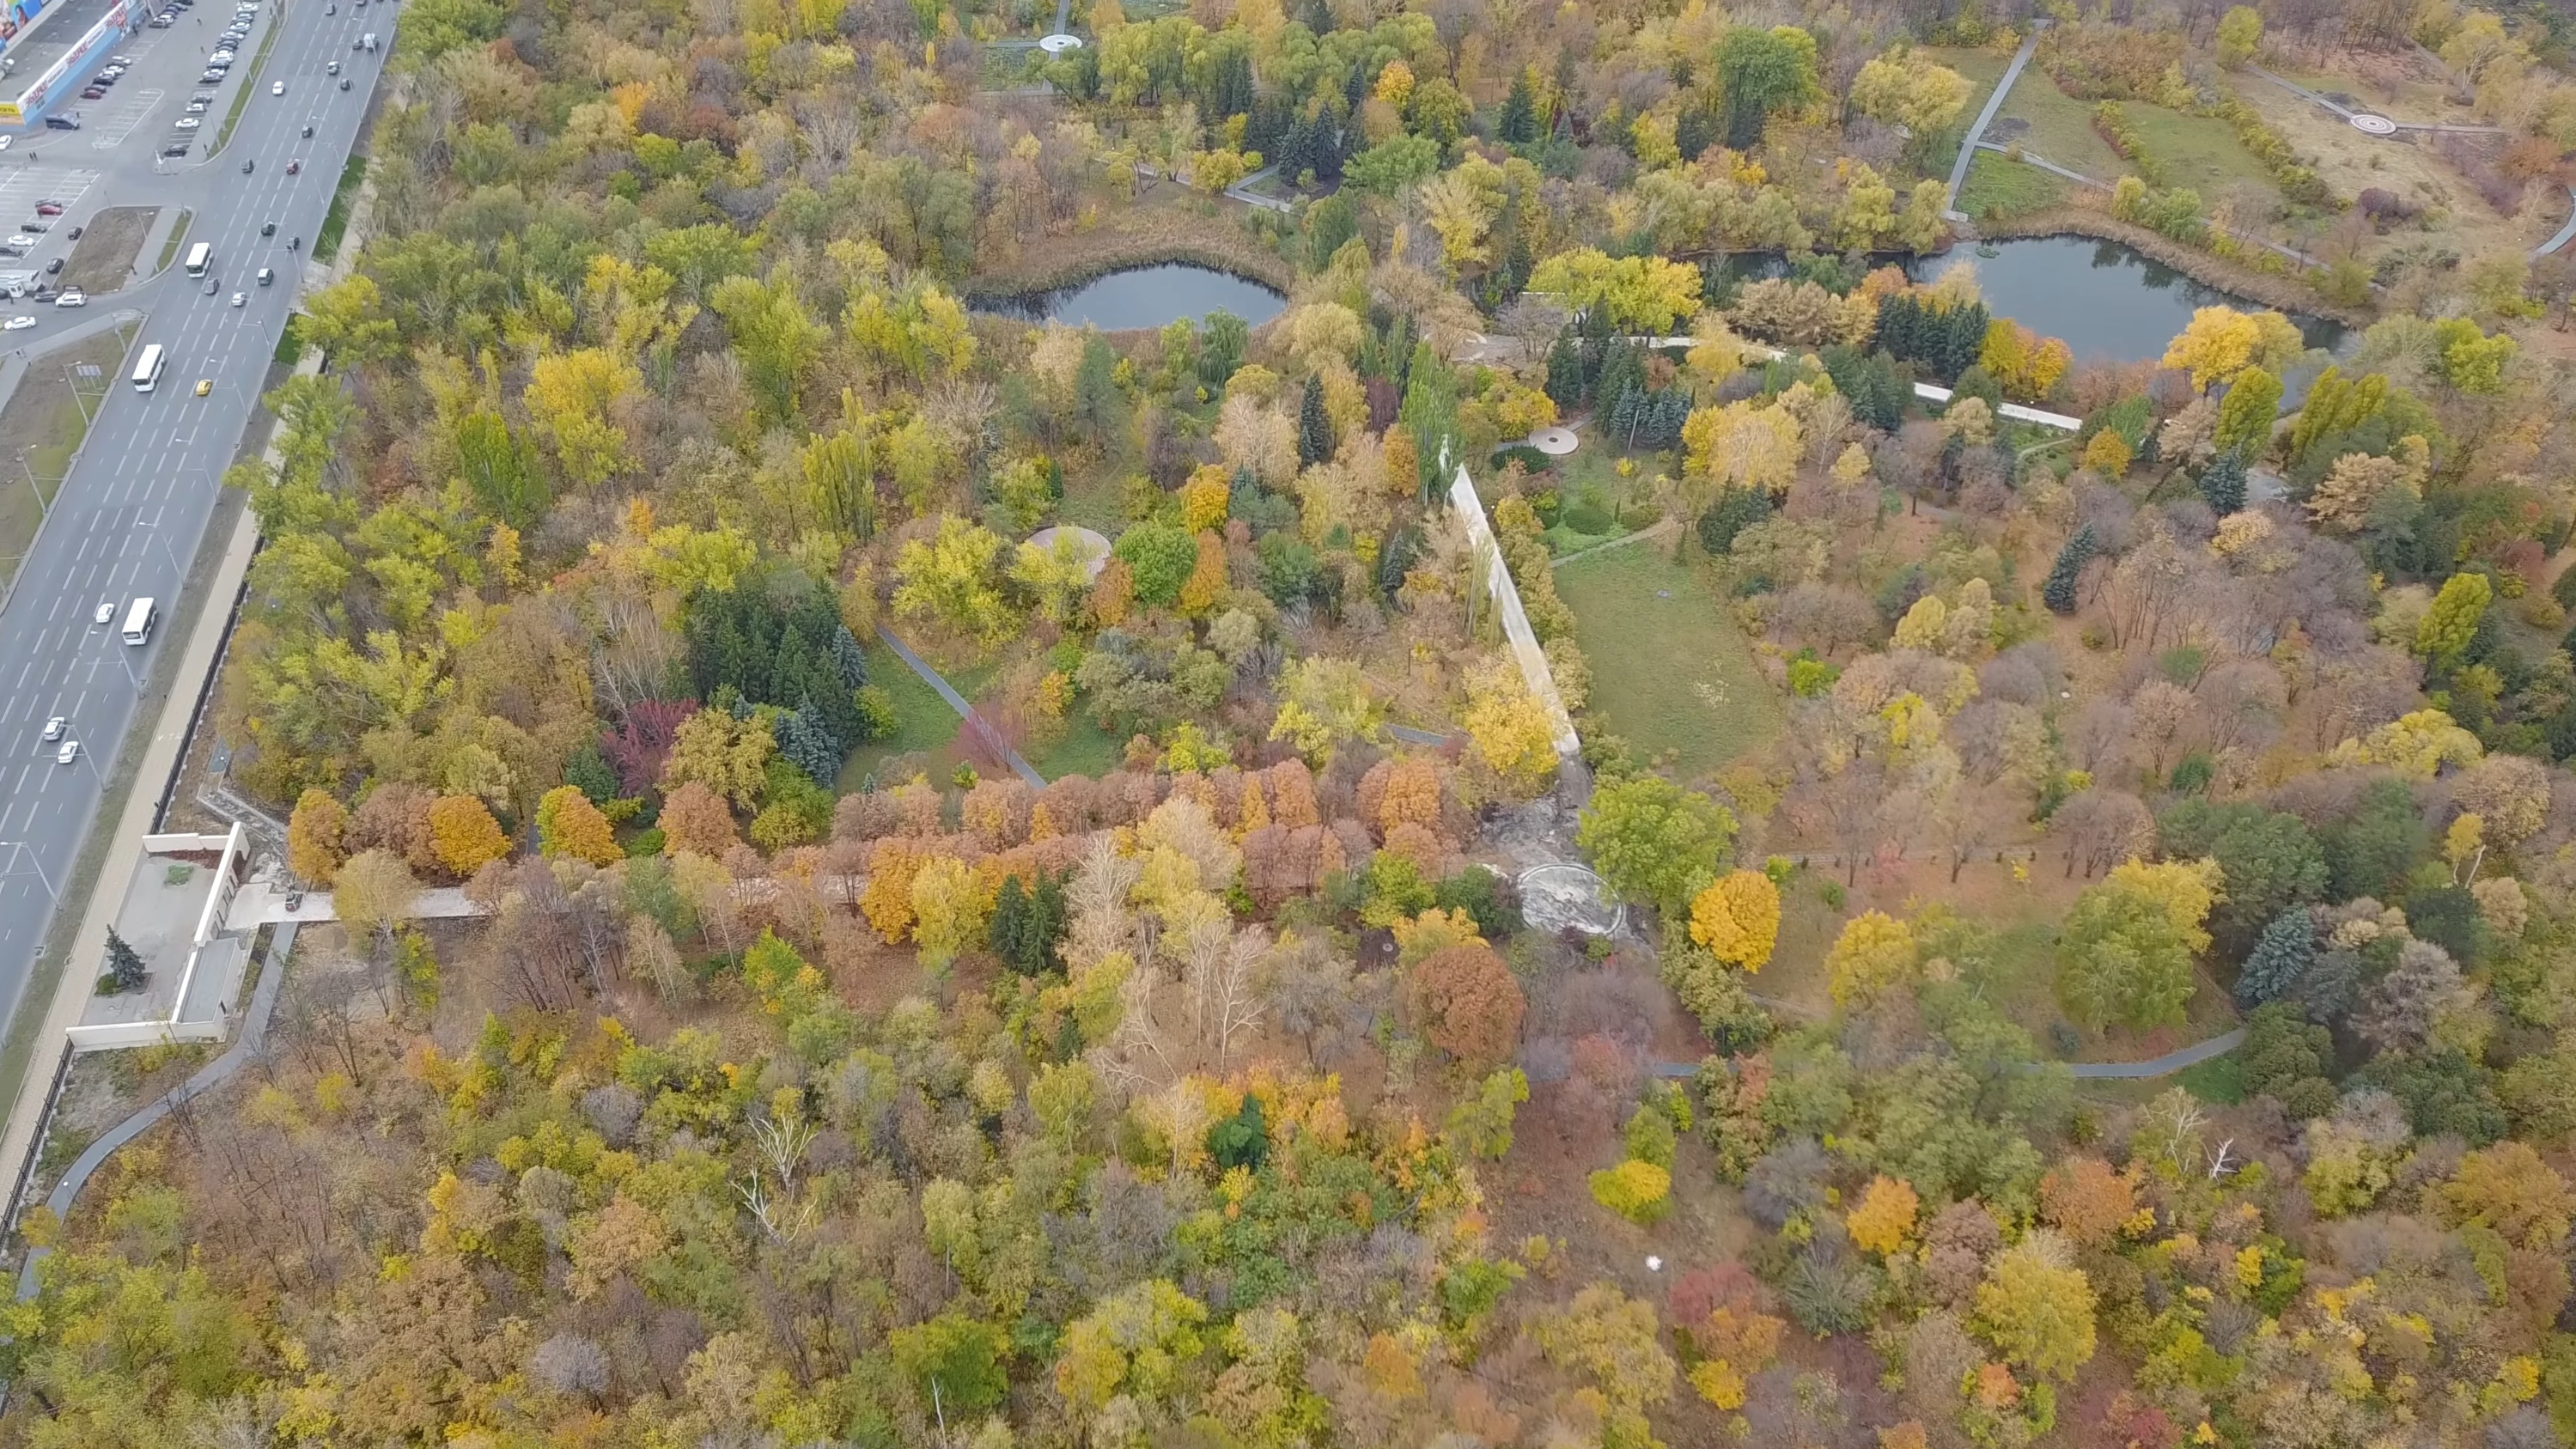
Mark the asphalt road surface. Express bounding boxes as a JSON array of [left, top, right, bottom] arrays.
[[0, 0, 392, 1044]]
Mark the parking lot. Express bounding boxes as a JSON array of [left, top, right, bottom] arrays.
[[84, 86, 167, 149]]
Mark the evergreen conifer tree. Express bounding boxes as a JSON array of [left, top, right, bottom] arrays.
[[1298, 373, 1336, 466], [2237, 906, 2317, 1006], [2043, 525, 2096, 614], [1499, 68, 1538, 144], [2198, 449, 2248, 515], [102, 928, 147, 994]]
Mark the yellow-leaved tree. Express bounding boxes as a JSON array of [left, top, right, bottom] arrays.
[[1462, 658, 1559, 797], [1826, 910, 1916, 1006], [1688, 869, 1781, 971], [2159, 305, 2304, 392], [910, 855, 993, 970], [1846, 1174, 1920, 1256], [535, 785, 621, 867], [425, 794, 511, 879]]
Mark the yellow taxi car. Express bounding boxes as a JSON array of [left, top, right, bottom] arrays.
[[193, 379, 212, 396]]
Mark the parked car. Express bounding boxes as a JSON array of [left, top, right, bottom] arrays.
[[43, 115, 78, 130], [174, 117, 199, 129], [35, 202, 62, 215], [78, 87, 102, 99], [55, 289, 85, 307]]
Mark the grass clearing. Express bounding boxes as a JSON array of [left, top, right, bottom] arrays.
[[1554, 545, 1779, 782], [836, 642, 961, 792], [153, 210, 193, 277], [61, 206, 157, 294], [1994, 73, 2124, 180], [313, 154, 368, 264], [2177, 1050, 2244, 1104], [1027, 711, 1123, 780], [0, 325, 137, 591], [2120, 100, 2275, 199], [1958, 149, 2070, 219]]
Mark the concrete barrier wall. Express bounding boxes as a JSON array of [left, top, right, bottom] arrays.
[[1446, 464, 1580, 759]]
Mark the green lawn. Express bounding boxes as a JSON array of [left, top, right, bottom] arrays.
[[2122, 100, 2274, 199], [837, 642, 962, 792], [1920, 46, 2013, 181], [1028, 711, 1124, 780], [1554, 546, 1780, 780], [1958, 150, 2071, 220], [2177, 1050, 2245, 1105], [1997, 71, 2124, 180]]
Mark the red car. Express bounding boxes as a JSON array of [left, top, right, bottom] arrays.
[[79, 87, 103, 99], [33, 203, 61, 216]]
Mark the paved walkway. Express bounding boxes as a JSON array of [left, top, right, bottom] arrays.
[[15, 919, 295, 1300], [874, 625, 1046, 787], [2062, 1026, 2246, 1078], [1946, 22, 2047, 217]]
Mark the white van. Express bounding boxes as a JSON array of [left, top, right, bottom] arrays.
[[131, 343, 165, 392], [185, 240, 212, 277], [121, 596, 155, 645]]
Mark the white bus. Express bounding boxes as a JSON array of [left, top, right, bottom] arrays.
[[121, 596, 155, 645], [185, 241, 212, 277], [131, 343, 165, 393]]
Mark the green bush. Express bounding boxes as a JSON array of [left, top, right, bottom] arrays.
[[1623, 1104, 1678, 1168], [1588, 1159, 1672, 1224]]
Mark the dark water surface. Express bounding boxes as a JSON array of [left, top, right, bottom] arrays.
[[979, 263, 1287, 330], [1714, 237, 2348, 362], [1907, 236, 2348, 361]]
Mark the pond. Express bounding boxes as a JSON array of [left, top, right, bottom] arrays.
[[1907, 236, 2348, 362], [1715, 237, 2348, 363], [977, 263, 1287, 331]]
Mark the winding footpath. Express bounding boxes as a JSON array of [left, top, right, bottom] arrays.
[[15, 921, 297, 1301], [874, 625, 1048, 788], [1944, 22, 2047, 218]]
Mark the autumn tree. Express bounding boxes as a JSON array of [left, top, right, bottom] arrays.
[[910, 855, 993, 970], [892, 516, 1015, 642], [2039, 1158, 2137, 1247], [2055, 859, 2220, 1032], [1826, 910, 1916, 1007], [333, 849, 420, 959], [288, 788, 350, 885], [1847, 1175, 1920, 1256], [2159, 306, 2303, 391], [1461, 658, 1558, 796], [658, 781, 740, 858], [2415, 571, 2492, 671], [1408, 942, 1526, 1068], [1973, 1233, 2098, 1381], [1577, 775, 1738, 917], [1690, 869, 1781, 971], [425, 795, 511, 879], [1849, 47, 1971, 137], [536, 785, 621, 866]]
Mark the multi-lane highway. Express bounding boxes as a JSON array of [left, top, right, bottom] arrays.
[[0, 0, 389, 1049]]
